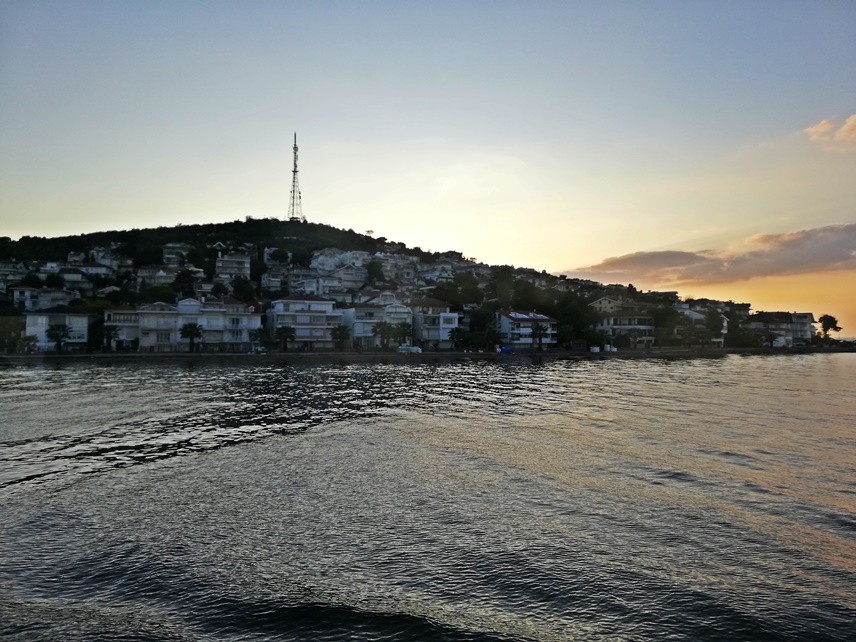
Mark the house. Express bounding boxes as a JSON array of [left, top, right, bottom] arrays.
[[409, 297, 459, 350], [310, 248, 347, 272], [0, 260, 27, 292], [137, 297, 262, 352], [214, 252, 252, 280], [496, 310, 557, 350], [589, 296, 627, 315], [77, 263, 116, 279], [25, 305, 91, 351], [673, 303, 728, 346], [54, 268, 93, 296], [10, 287, 77, 311], [341, 304, 386, 349], [329, 264, 368, 290], [746, 312, 816, 347], [162, 242, 194, 267], [90, 247, 134, 273], [594, 311, 655, 347], [267, 295, 343, 350], [591, 299, 655, 347], [342, 295, 415, 348], [103, 306, 140, 351], [136, 265, 178, 289]]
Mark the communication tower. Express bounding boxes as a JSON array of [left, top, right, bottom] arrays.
[[287, 133, 306, 223]]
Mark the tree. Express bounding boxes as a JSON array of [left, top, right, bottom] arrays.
[[705, 309, 724, 337], [103, 325, 119, 351], [395, 321, 413, 345], [372, 321, 395, 349], [819, 314, 842, 339], [231, 277, 255, 302], [19, 272, 43, 288], [331, 324, 350, 351], [44, 273, 64, 289], [171, 269, 197, 298], [268, 248, 292, 264], [275, 326, 295, 351], [530, 323, 547, 351], [448, 326, 469, 350], [651, 306, 685, 347], [211, 282, 229, 298], [366, 259, 384, 284], [180, 322, 203, 353], [46, 324, 71, 352]]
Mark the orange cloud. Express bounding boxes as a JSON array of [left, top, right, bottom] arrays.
[[569, 223, 856, 286], [803, 114, 856, 151]]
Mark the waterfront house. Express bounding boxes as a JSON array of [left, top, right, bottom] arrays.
[[409, 297, 459, 350], [496, 310, 557, 350], [25, 305, 91, 352], [137, 297, 261, 352], [746, 312, 816, 347], [103, 306, 140, 351], [267, 295, 343, 350]]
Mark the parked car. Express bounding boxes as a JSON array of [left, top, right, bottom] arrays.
[[396, 345, 422, 354]]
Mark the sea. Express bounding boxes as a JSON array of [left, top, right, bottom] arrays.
[[1, 353, 854, 641]]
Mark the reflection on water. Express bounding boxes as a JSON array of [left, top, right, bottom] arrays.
[[1, 354, 854, 640]]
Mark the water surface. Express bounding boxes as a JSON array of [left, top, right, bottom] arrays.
[[1, 354, 854, 640]]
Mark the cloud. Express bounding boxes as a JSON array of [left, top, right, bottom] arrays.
[[569, 223, 856, 286], [802, 114, 856, 151], [833, 114, 856, 144]]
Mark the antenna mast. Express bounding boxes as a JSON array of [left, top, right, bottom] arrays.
[[287, 133, 306, 222]]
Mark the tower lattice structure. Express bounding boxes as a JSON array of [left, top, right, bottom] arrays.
[[287, 133, 306, 222]]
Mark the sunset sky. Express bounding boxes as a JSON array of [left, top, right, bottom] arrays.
[[1, 1, 854, 333]]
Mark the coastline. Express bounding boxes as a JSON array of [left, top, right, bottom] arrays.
[[1, 346, 852, 367]]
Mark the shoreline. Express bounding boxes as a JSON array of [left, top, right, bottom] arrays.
[[1, 346, 852, 367]]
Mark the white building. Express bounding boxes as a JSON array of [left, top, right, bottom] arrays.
[[137, 297, 261, 352], [746, 312, 816, 347], [310, 248, 347, 272], [10, 286, 77, 311], [0, 260, 27, 292], [267, 295, 343, 351], [136, 266, 178, 289], [215, 252, 252, 281], [162, 242, 194, 267], [409, 297, 458, 350], [103, 307, 140, 351], [497, 310, 557, 350], [673, 303, 728, 347], [25, 305, 91, 351]]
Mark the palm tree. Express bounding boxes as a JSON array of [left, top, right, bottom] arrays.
[[180, 322, 203, 353], [395, 321, 413, 345], [448, 326, 468, 350], [819, 314, 842, 339], [103, 325, 119, 352], [275, 325, 295, 351], [372, 321, 395, 350], [46, 324, 71, 353], [531, 323, 546, 351], [331, 324, 350, 351]]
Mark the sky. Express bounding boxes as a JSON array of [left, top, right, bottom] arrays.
[[1, 1, 854, 333]]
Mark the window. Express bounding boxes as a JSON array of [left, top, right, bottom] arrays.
[[229, 317, 240, 327], [157, 332, 170, 343]]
